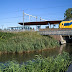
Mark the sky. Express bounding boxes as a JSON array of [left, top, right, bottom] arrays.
[[0, 0, 72, 29]]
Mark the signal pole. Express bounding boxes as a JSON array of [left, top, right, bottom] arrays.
[[2, 25, 4, 30], [36, 16, 37, 31], [23, 10, 24, 31], [29, 15, 30, 30], [40, 17, 41, 29]]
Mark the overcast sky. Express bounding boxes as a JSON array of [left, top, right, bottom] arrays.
[[0, 0, 72, 29]]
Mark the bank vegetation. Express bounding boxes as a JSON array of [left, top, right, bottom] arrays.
[[0, 31, 59, 53], [0, 52, 71, 72]]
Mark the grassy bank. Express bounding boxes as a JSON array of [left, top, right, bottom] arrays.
[[0, 52, 71, 72], [0, 31, 59, 53]]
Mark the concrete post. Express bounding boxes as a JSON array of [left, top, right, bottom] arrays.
[[60, 35, 66, 44]]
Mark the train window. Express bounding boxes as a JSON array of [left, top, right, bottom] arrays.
[[62, 23, 63, 25], [64, 23, 70, 26]]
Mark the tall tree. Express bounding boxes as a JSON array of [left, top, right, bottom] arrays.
[[64, 8, 72, 19]]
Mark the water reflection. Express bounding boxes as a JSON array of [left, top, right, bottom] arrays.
[[0, 48, 59, 63], [59, 44, 66, 54], [0, 44, 72, 63], [62, 43, 72, 55]]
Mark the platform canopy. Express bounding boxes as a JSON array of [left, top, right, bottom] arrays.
[[18, 20, 62, 25]]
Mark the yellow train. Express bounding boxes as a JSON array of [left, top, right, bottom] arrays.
[[59, 20, 72, 28]]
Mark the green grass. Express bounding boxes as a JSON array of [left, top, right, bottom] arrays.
[[0, 52, 71, 72], [0, 31, 59, 53]]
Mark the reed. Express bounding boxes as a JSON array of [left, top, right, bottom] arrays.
[[0, 31, 59, 53]]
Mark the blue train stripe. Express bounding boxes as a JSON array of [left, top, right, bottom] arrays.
[[64, 21, 72, 26]]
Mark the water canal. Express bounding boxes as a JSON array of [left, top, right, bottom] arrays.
[[0, 43, 72, 63]]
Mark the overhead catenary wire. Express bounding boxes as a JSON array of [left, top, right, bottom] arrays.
[[0, 10, 60, 28], [0, 9, 28, 15], [0, 5, 69, 16], [0, 8, 66, 21], [0, 6, 67, 15], [0, 16, 23, 20]]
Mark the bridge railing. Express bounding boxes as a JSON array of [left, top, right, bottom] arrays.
[[39, 29, 72, 35], [39, 28, 72, 31]]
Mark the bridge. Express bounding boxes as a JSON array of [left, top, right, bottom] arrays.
[[38, 29, 72, 44], [39, 29, 72, 35]]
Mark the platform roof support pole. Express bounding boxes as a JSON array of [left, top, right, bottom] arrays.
[[50, 24, 51, 28], [48, 22, 50, 28], [53, 24, 54, 28]]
